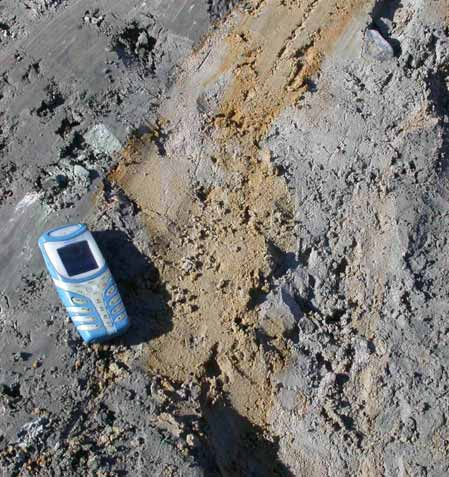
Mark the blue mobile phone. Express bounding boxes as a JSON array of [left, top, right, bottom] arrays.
[[38, 224, 130, 344]]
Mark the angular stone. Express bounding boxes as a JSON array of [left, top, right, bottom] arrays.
[[84, 124, 122, 156], [73, 164, 90, 178], [363, 29, 394, 61], [260, 286, 302, 337]]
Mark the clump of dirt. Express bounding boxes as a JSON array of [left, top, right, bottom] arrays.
[[113, 21, 157, 66], [111, 0, 374, 463]]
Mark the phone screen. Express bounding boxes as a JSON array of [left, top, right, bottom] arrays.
[[57, 241, 98, 277]]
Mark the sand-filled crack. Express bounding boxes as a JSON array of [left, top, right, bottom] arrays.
[[110, 0, 374, 469], [113, 127, 296, 429]]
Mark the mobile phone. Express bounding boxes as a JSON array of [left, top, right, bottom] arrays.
[[38, 224, 130, 344]]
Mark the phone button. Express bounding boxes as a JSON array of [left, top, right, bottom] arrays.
[[112, 304, 125, 315], [72, 316, 96, 324], [71, 297, 87, 305], [105, 285, 117, 297], [77, 324, 100, 331], [114, 313, 127, 323], [67, 307, 91, 314], [109, 295, 121, 306]]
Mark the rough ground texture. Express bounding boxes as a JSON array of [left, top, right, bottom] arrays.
[[1, 0, 449, 476]]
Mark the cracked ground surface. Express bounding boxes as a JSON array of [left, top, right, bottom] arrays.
[[1, 0, 449, 476]]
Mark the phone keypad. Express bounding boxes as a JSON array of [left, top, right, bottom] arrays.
[[54, 270, 128, 337]]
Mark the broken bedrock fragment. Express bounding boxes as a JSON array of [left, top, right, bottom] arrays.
[[85, 124, 122, 156], [260, 286, 303, 336], [363, 29, 394, 61]]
